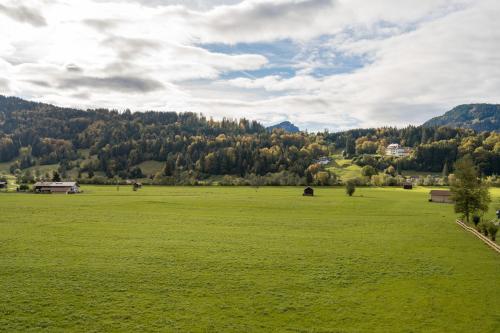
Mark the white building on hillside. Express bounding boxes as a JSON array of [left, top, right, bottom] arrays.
[[385, 144, 411, 157], [316, 156, 331, 165]]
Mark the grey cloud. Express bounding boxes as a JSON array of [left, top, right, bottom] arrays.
[[26, 80, 52, 88], [0, 77, 9, 90], [59, 75, 164, 93], [66, 64, 83, 73], [83, 19, 121, 32], [199, 0, 336, 42], [0, 4, 46, 27], [101, 36, 162, 60], [93, 0, 243, 10]]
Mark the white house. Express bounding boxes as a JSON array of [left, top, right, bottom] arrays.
[[385, 144, 411, 157], [316, 156, 331, 165]]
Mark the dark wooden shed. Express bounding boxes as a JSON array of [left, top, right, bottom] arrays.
[[303, 186, 314, 196]]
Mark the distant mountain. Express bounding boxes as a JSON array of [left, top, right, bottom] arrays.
[[267, 121, 300, 133], [423, 104, 499, 132]]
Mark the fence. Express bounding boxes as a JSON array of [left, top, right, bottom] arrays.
[[456, 220, 500, 254]]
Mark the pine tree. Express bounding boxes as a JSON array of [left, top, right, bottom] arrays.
[[442, 160, 449, 177], [421, 127, 427, 144], [52, 171, 61, 182]]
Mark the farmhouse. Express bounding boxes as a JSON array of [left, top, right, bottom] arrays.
[[303, 186, 314, 196], [385, 143, 411, 157], [429, 190, 453, 203], [34, 182, 80, 194]]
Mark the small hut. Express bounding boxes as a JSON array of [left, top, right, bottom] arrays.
[[0, 181, 6, 189], [403, 183, 413, 190], [429, 190, 453, 203], [303, 186, 314, 196]]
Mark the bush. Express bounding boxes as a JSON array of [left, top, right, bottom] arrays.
[[345, 180, 356, 196], [487, 223, 498, 241], [18, 184, 30, 191], [478, 222, 489, 236]]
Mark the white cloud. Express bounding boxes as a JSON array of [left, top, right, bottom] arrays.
[[0, 0, 498, 130]]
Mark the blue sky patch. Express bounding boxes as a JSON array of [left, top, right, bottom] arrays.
[[199, 35, 369, 81]]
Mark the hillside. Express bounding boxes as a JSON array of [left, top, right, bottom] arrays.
[[0, 95, 499, 183], [423, 104, 499, 132]]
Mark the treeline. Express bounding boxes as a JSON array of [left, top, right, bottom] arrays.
[[328, 126, 499, 175], [0, 96, 333, 184], [0, 95, 499, 185]]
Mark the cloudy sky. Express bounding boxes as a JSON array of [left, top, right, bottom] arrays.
[[0, 0, 499, 130]]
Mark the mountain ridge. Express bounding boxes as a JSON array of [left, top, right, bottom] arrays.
[[423, 104, 499, 132]]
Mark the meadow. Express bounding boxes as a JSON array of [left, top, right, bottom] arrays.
[[0, 186, 499, 332]]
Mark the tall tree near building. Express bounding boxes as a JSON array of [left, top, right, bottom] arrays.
[[450, 156, 490, 223]]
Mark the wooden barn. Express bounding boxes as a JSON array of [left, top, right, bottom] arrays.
[[33, 182, 80, 194], [0, 181, 6, 189], [429, 190, 453, 203], [303, 186, 314, 196]]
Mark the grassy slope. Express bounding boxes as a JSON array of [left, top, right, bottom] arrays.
[[134, 160, 164, 177], [327, 155, 363, 181], [0, 187, 499, 332]]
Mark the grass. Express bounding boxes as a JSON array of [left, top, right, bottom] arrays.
[[325, 154, 448, 181], [0, 186, 499, 332], [326, 155, 363, 181], [134, 160, 165, 177], [0, 159, 15, 173]]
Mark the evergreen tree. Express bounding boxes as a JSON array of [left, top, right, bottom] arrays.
[[52, 171, 61, 182], [442, 160, 449, 177]]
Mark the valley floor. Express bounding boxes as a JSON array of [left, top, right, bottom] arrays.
[[0, 186, 499, 332]]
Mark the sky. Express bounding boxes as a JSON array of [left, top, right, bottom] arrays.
[[0, 0, 499, 131]]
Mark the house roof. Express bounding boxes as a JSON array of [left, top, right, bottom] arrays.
[[34, 182, 78, 187], [430, 190, 451, 196]]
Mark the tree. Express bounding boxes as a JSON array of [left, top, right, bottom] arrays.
[[385, 165, 396, 177], [361, 165, 378, 178], [345, 179, 356, 196], [344, 136, 355, 157], [450, 156, 491, 223], [442, 160, 449, 177], [472, 215, 481, 227], [52, 171, 61, 182], [487, 223, 498, 241]]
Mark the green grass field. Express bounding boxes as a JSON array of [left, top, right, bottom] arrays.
[[0, 186, 499, 332]]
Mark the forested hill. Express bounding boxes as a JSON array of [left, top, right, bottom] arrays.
[[423, 104, 499, 132], [0, 95, 499, 184]]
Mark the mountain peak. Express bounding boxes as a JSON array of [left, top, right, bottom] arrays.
[[267, 121, 300, 133]]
